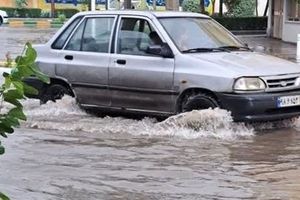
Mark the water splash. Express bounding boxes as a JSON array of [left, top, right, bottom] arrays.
[[250, 118, 297, 131], [20, 97, 254, 140], [158, 109, 253, 139]]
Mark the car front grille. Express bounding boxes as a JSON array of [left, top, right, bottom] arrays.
[[263, 74, 300, 92]]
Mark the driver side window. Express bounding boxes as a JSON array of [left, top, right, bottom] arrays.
[[117, 18, 163, 56]]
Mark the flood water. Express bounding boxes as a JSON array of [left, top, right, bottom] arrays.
[[1, 27, 300, 199], [1, 97, 300, 200]]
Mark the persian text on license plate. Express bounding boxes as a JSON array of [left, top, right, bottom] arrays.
[[277, 95, 300, 108]]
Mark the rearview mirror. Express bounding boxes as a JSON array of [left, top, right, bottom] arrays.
[[146, 43, 174, 58]]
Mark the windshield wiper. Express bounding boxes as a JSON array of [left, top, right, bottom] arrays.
[[218, 45, 251, 51], [182, 47, 230, 53]]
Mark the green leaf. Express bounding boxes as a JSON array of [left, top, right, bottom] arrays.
[[10, 68, 22, 81], [23, 83, 38, 95], [0, 145, 4, 155], [25, 43, 37, 62], [4, 89, 24, 101], [2, 72, 10, 78], [28, 65, 50, 84], [12, 81, 24, 93], [15, 65, 32, 78], [1, 116, 20, 127], [0, 192, 10, 200], [8, 107, 26, 121], [15, 56, 22, 65], [4, 76, 11, 89], [4, 97, 22, 108], [0, 124, 14, 134]]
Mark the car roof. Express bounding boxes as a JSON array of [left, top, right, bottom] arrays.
[[76, 10, 210, 19]]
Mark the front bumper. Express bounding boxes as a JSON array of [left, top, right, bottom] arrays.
[[217, 91, 300, 122], [3, 17, 8, 24]]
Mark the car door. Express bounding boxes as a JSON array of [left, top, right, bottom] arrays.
[[55, 15, 117, 106], [109, 16, 175, 113]]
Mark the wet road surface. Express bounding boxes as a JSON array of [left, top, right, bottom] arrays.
[[0, 98, 300, 200], [1, 27, 300, 199], [0, 26, 57, 59]]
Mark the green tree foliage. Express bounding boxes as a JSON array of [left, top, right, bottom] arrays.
[[224, 0, 255, 17], [223, 0, 239, 12], [136, 0, 149, 10], [0, 42, 49, 154], [182, 0, 200, 13], [0, 43, 49, 200], [15, 0, 28, 8], [0, 193, 9, 200]]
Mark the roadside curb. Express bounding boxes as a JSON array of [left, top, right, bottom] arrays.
[[0, 60, 17, 68], [8, 20, 63, 28], [0, 61, 6, 68]]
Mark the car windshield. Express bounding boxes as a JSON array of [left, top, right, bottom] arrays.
[[159, 17, 245, 52]]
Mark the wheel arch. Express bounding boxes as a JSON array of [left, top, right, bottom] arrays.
[[176, 87, 220, 112], [48, 77, 75, 97]]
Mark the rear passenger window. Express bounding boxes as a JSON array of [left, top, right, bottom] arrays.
[[82, 17, 115, 53], [64, 17, 115, 53], [51, 17, 82, 50], [65, 21, 85, 51]]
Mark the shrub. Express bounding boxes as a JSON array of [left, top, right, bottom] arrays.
[[182, 0, 200, 13], [40, 10, 50, 18], [16, 8, 41, 18], [0, 7, 41, 18], [136, 0, 149, 10], [225, 0, 256, 17], [213, 16, 267, 30], [54, 9, 79, 18], [15, 0, 28, 8], [58, 14, 66, 23], [0, 7, 15, 17]]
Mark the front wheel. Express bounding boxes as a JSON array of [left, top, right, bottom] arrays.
[[181, 92, 219, 112], [40, 84, 70, 104]]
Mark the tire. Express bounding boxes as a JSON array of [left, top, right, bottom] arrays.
[[0, 18, 2, 26], [181, 92, 219, 113], [40, 84, 70, 104]]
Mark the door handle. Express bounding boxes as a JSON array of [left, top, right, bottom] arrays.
[[116, 59, 126, 65], [65, 55, 73, 60]]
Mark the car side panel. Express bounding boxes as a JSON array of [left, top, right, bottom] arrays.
[[55, 50, 111, 106], [109, 54, 176, 113]]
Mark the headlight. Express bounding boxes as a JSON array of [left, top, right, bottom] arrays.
[[233, 77, 266, 92]]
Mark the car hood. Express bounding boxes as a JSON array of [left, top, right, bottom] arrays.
[[189, 51, 300, 77]]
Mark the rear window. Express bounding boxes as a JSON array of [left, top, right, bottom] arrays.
[[51, 17, 83, 50]]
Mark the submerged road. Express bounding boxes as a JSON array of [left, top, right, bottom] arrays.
[[0, 27, 300, 199], [0, 97, 299, 199]]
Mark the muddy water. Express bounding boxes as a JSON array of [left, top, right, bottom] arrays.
[[1, 27, 300, 199], [0, 97, 300, 200]]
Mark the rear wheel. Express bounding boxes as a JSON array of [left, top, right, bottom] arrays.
[[0, 18, 3, 26], [181, 92, 219, 112], [40, 84, 70, 104]]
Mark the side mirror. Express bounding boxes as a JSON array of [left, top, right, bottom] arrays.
[[146, 43, 174, 58]]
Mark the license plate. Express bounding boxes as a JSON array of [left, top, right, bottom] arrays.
[[277, 95, 300, 108]]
